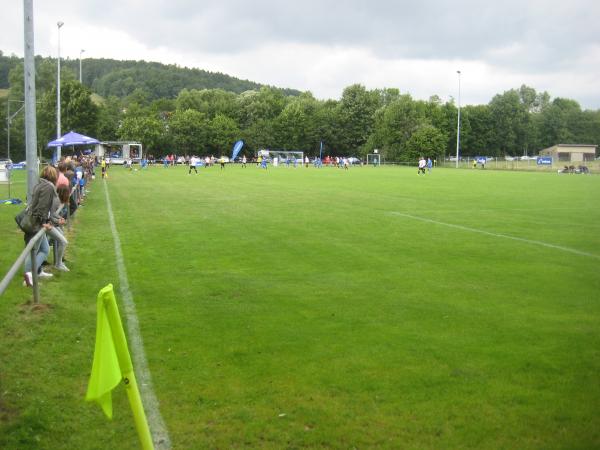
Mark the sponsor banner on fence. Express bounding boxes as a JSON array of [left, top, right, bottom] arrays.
[[537, 156, 553, 165]]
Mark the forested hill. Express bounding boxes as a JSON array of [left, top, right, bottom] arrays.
[[0, 51, 301, 99]]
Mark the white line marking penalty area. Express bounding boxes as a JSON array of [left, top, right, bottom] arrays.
[[388, 211, 600, 261]]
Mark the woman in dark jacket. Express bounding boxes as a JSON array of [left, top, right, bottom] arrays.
[[23, 165, 61, 286]]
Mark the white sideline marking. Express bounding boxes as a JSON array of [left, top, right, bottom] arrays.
[[104, 181, 172, 449], [389, 211, 600, 260]]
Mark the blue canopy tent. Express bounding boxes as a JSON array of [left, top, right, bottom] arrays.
[[48, 131, 100, 163]]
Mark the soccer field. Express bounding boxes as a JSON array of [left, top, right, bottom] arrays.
[[1, 165, 599, 449]]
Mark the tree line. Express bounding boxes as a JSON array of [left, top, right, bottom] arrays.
[[1, 51, 599, 162]]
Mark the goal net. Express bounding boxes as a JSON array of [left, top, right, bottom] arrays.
[[367, 153, 381, 166], [261, 150, 304, 167]]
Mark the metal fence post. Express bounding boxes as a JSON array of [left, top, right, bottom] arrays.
[[30, 246, 39, 304]]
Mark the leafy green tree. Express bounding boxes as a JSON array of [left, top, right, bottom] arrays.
[[488, 89, 530, 155], [538, 98, 581, 148], [404, 124, 447, 161], [124, 87, 151, 108], [336, 84, 381, 154], [368, 94, 426, 161], [169, 109, 209, 154], [461, 105, 494, 156], [274, 93, 318, 150], [176, 88, 237, 119], [236, 87, 288, 128], [97, 96, 124, 141], [241, 119, 276, 154], [37, 80, 99, 145], [118, 115, 165, 154], [208, 114, 240, 155], [312, 99, 341, 157]]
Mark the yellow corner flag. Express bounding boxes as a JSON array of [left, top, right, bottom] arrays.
[[86, 284, 122, 418], [86, 284, 154, 450]]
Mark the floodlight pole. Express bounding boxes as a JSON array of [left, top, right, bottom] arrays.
[[56, 21, 64, 160], [79, 49, 85, 83], [455, 70, 461, 169], [23, 0, 38, 200]]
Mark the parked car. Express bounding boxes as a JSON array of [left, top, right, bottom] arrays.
[[9, 160, 29, 169], [0, 158, 12, 169], [347, 157, 361, 165]]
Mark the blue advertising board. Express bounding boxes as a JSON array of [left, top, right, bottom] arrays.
[[537, 156, 553, 165]]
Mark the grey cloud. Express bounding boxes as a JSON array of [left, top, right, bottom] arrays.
[[71, 0, 599, 74], [4, 0, 598, 106]]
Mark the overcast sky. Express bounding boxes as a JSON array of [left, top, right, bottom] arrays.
[[2, 0, 600, 108]]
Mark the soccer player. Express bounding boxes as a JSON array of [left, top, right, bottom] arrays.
[[418, 156, 426, 175], [189, 156, 198, 174]]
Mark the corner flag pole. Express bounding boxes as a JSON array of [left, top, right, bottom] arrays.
[[101, 285, 154, 450]]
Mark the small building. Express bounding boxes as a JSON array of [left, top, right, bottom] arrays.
[[94, 141, 143, 164], [539, 144, 597, 162]]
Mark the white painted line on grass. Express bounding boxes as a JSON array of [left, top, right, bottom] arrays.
[[389, 211, 600, 260], [104, 181, 172, 449]]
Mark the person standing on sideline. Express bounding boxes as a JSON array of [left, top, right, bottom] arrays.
[[242, 155, 247, 168], [427, 157, 433, 173], [418, 156, 426, 175], [48, 184, 70, 272], [21, 166, 60, 286]]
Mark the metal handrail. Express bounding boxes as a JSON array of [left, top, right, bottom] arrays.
[[2, 175, 90, 303], [0, 228, 47, 303]]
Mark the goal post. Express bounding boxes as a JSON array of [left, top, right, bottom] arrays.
[[264, 150, 304, 167], [367, 153, 381, 166]]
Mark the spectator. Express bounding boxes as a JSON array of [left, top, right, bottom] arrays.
[[22, 166, 59, 286], [47, 184, 70, 272]]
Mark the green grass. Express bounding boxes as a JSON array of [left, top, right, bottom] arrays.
[[1, 165, 600, 449]]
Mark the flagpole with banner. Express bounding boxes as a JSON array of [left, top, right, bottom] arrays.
[[231, 139, 244, 161], [86, 284, 154, 450]]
